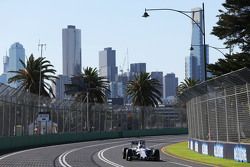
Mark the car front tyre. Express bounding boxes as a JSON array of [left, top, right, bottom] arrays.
[[126, 149, 133, 161]]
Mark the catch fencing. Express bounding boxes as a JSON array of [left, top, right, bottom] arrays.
[[181, 68, 250, 143], [0, 84, 186, 137]]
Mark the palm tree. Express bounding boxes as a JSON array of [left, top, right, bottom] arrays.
[[127, 72, 162, 129], [177, 78, 199, 95], [8, 54, 57, 97], [65, 67, 110, 103]]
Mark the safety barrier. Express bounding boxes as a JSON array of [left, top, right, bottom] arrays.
[[0, 128, 187, 154], [189, 138, 250, 163]]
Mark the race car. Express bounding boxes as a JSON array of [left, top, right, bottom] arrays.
[[122, 140, 160, 161]]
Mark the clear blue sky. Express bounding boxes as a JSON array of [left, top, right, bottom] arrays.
[[0, 0, 226, 82]]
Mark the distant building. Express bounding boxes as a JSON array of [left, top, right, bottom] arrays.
[[185, 55, 197, 80], [129, 63, 146, 80], [7, 42, 25, 88], [3, 54, 9, 73], [110, 81, 123, 98], [53, 75, 71, 100], [99, 47, 118, 82], [62, 25, 81, 77], [151, 71, 163, 98], [117, 73, 129, 104], [0, 54, 9, 84], [164, 73, 178, 98], [186, 7, 209, 81]]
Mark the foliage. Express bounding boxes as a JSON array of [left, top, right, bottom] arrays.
[[209, 0, 250, 76], [177, 78, 199, 95], [65, 67, 110, 103], [8, 54, 57, 98], [207, 52, 250, 76], [212, 0, 250, 53], [127, 72, 162, 107]]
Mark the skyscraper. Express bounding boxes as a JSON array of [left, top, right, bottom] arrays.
[[129, 63, 146, 80], [62, 25, 81, 77], [53, 75, 71, 100], [185, 55, 197, 79], [164, 73, 178, 98], [0, 53, 9, 84], [99, 47, 118, 82], [151, 71, 163, 98], [186, 7, 209, 81], [7, 42, 25, 88]]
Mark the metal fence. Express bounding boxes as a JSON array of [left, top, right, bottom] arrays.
[[182, 68, 250, 143], [0, 83, 186, 137]]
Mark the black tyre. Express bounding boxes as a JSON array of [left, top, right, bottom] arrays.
[[123, 148, 128, 159], [154, 149, 160, 161], [126, 149, 133, 161]]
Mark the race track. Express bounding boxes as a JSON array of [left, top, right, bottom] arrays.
[[0, 135, 208, 167]]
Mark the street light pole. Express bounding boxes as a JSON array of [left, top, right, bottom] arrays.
[[191, 44, 228, 57], [143, 3, 207, 80], [86, 91, 89, 132], [202, 3, 207, 81], [38, 42, 46, 112]]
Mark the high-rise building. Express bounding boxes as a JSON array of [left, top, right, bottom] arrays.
[[99, 47, 118, 82], [110, 81, 123, 98], [53, 75, 71, 100], [164, 73, 178, 98], [129, 63, 146, 80], [0, 53, 9, 84], [3, 54, 9, 73], [186, 7, 209, 81], [130, 63, 146, 73], [151, 71, 163, 98], [62, 25, 81, 77], [185, 55, 197, 79], [7, 42, 25, 88]]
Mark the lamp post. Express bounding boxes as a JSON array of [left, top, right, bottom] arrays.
[[143, 3, 207, 80], [38, 43, 46, 112]]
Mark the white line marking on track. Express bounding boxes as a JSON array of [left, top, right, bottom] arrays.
[[97, 144, 127, 167], [168, 161, 193, 167], [58, 136, 186, 167], [97, 138, 191, 167], [58, 140, 131, 167]]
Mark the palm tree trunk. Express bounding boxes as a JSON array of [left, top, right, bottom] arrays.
[[141, 106, 145, 130]]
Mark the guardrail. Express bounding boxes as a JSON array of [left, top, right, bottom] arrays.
[[0, 128, 187, 154]]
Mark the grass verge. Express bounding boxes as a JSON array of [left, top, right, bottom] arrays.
[[163, 141, 250, 167]]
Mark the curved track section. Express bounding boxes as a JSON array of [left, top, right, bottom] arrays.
[[0, 135, 208, 167]]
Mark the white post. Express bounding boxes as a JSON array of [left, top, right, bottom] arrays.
[[234, 86, 241, 143]]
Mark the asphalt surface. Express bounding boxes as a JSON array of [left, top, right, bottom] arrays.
[[0, 135, 210, 167]]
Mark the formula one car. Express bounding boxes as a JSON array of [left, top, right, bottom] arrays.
[[122, 140, 160, 161]]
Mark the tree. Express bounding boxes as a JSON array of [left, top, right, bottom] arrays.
[[65, 67, 110, 103], [207, 52, 250, 76], [8, 54, 57, 97], [177, 78, 199, 95], [208, 0, 250, 76], [127, 72, 162, 129], [212, 0, 250, 53]]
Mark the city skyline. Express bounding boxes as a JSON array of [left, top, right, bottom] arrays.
[[0, 0, 226, 82]]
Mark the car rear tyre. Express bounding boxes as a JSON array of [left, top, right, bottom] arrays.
[[123, 148, 128, 159], [154, 149, 160, 161]]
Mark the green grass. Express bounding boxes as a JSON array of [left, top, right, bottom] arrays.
[[163, 142, 250, 167]]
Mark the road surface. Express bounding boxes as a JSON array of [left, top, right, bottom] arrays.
[[0, 135, 209, 167]]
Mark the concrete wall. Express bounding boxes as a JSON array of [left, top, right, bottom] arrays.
[[0, 128, 187, 155]]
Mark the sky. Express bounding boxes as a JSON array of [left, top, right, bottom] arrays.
[[0, 0, 227, 82]]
